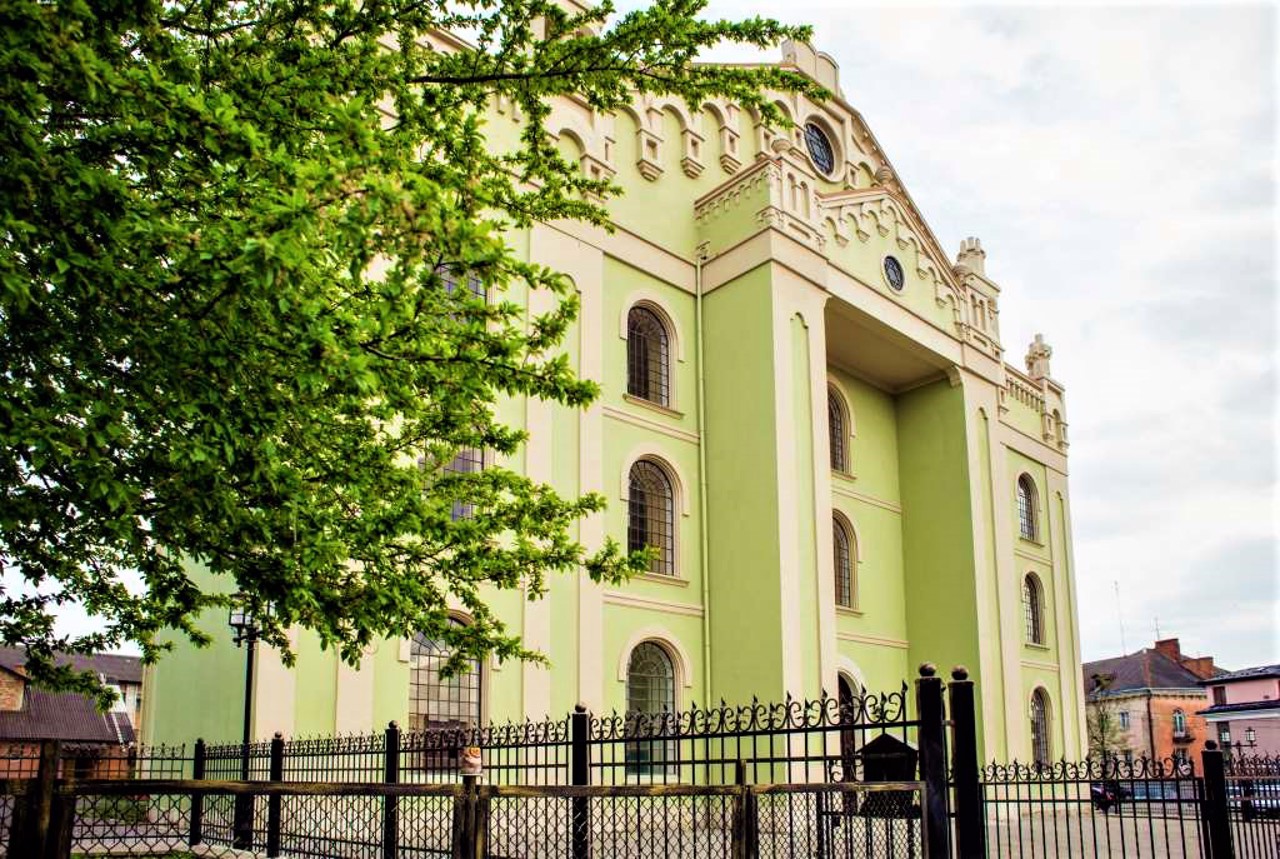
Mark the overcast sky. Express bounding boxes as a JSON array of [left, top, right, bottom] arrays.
[[671, 0, 1277, 668]]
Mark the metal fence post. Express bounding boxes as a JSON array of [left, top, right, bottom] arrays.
[[571, 703, 590, 859], [1201, 741, 1234, 859], [266, 732, 284, 857], [915, 663, 951, 859], [731, 760, 754, 859], [14, 739, 59, 857], [189, 738, 205, 847], [383, 721, 400, 859], [948, 666, 985, 859]]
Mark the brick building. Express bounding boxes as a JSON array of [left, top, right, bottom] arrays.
[[0, 650, 138, 778], [1083, 638, 1217, 767]]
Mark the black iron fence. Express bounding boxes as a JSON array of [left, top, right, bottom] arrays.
[[5, 773, 927, 859], [2, 665, 1278, 858]]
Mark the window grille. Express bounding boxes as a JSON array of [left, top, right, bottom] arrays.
[[833, 517, 853, 608], [828, 389, 848, 472], [628, 460, 675, 575], [409, 618, 482, 737], [625, 642, 675, 773], [440, 265, 487, 302], [1017, 475, 1037, 540], [1023, 575, 1044, 644], [445, 448, 483, 521], [1030, 689, 1051, 766], [626, 306, 670, 406]]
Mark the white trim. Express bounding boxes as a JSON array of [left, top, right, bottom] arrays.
[[836, 631, 909, 650], [831, 481, 902, 514], [835, 655, 868, 694], [602, 404, 701, 445], [616, 628, 695, 690], [1021, 659, 1060, 672], [603, 591, 704, 617]]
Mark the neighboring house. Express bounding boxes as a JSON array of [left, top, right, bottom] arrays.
[[0, 647, 144, 731], [143, 25, 1084, 765], [1083, 638, 1217, 768], [1198, 664, 1280, 757], [0, 651, 137, 778]]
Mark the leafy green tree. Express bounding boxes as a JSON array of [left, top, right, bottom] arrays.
[[0, 0, 818, 704], [1087, 690, 1132, 761]]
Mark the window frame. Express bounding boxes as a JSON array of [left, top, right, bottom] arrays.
[[624, 640, 678, 776], [407, 616, 485, 771], [1022, 573, 1046, 645], [1016, 474, 1039, 542], [1030, 688, 1052, 766], [627, 458, 677, 577], [833, 514, 856, 609], [827, 385, 851, 474], [626, 304, 673, 408]]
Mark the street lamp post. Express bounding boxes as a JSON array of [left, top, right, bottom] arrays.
[[228, 598, 259, 849]]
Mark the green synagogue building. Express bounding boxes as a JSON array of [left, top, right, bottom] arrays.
[[142, 36, 1086, 765]]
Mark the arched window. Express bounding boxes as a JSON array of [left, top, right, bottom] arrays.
[[1030, 689, 1052, 766], [836, 675, 859, 778], [625, 642, 676, 773], [628, 459, 675, 576], [627, 306, 670, 407], [439, 264, 487, 302], [1017, 474, 1038, 541], [409, 617, 483, 735], [1172, 709, 1187, 735], [833, 515, 854, 608], [828, 387, 849, 472], [1023, 574, 1045, 645]]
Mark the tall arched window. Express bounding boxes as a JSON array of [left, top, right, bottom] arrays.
[[1030, 689, 1051, 766], [828, 387, 849, 472], [1017, 474, 1038, 541], [1023, 574, 1045, 645], [445, 448, 484, 521], [1172, 709, 1187, 735], [409, 618, 482, 735], [833, 515, 854, 608], [628, 459, 675, 576], [627, 306, 670, 407], [626, 642, 676, 773]]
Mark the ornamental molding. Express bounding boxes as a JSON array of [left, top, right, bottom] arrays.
[[819, 188, 962, 315]]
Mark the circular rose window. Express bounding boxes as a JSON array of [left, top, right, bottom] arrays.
[[883, 256, 905, 292], [803, 122, 836, 176]]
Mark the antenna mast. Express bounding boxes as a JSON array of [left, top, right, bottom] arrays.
[[1114, 580, 1128, 653]]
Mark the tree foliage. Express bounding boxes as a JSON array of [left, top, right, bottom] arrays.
[[0, 0, 818, 703], [1086, 693, 1132, 760]]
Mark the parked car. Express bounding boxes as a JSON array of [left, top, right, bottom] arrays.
[[1228, 781, 1280, 820]]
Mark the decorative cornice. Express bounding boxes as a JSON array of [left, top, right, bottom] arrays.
[[831, 482, 902, 514], [602, 591, 704, 617], [836, 630, 909, 650], [601, 404, 700, 444]]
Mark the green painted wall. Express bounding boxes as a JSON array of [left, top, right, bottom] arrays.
[[144, 563, 251, 746], [703, 266, 784, 706], [897, 380, 983, 751]]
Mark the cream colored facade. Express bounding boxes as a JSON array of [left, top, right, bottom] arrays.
[[144, 36, 1086, 764]]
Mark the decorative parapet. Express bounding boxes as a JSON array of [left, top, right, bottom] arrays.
[[694, 148, 827, 254], [820, 188, 967, 328], [1001, 361, 1069, 452]]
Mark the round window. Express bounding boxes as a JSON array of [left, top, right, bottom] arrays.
[[803, 122, 836, 176], [883, 256, 905, 292]]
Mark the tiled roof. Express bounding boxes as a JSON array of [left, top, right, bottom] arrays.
[[1201, 664, 1280, 685], [0, 685, 136, 744], [1082, 648, 1209, 697], [0, 647, 142, 685], [1198, 700, 1280, 716]]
